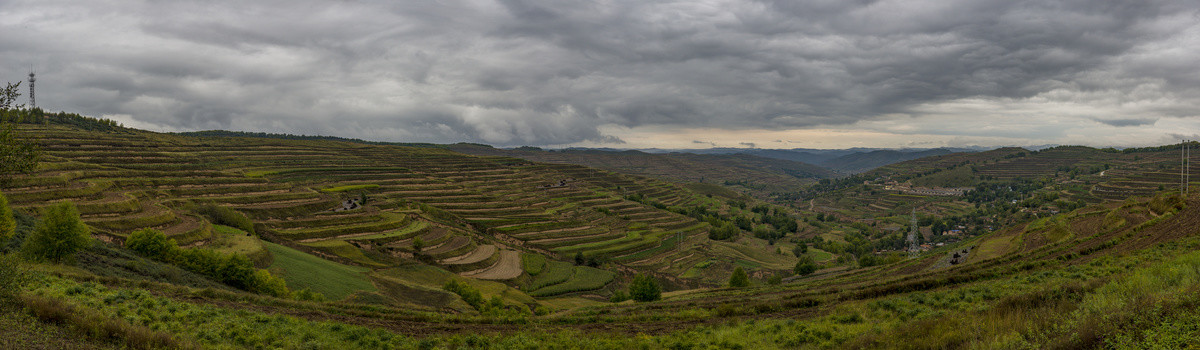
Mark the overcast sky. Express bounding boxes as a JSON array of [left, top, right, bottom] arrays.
[[2, 0, 1199, 149]]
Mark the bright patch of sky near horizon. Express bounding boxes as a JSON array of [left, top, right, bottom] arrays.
[[2, 0, 1200, 149]]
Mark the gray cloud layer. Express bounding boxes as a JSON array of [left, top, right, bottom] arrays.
[[2, 0, 1198, 146]]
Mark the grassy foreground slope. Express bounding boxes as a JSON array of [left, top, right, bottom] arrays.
[[6, 189, 1200, 348]]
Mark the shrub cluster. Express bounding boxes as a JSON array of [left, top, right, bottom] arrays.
[[124, 229, 288, 297], [443, 280, 525, 316], [794, 255, 818, 276], [197, 205, 256, 236], [0, 191, 13, 242], [629, 274, 661, 302]]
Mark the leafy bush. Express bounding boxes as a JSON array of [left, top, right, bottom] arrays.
[[294, 288, 327, 302], [412, 237, 425, 252], [124, 228, 289, 298], [794, 255, 818, 276], [729, 267, 751, 288], [197, 205, 256, 236], [125, 228, 179, 261], [708, 222, 738, 241], [23, 202, 91, 264], [443, 279, 484, 309], [629, 274, 661, 302], [0, 123, 40, 179], [0, 253, 26, 300], [0, 191, 13, 242]]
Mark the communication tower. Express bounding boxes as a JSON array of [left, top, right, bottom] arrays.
[[27, 70, 35, 109], [1185, 140, 1191, 196]]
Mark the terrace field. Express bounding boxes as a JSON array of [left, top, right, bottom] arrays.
[[1, 122, 805, 304], [4, 118, 1200, 349]]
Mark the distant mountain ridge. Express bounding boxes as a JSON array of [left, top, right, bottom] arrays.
[[447, 145, 837, 197], [555, 147, 982, 174]]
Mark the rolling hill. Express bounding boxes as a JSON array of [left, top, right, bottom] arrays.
[[447, 145, 837, 197], [3, 114, 1200, 349]]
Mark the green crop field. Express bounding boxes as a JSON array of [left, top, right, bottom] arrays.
[[264, 242, 377, 300]]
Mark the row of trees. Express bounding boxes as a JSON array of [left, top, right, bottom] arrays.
[[124, 228, 290, 297]]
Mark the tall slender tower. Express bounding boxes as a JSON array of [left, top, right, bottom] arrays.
[[27, 70, 35, 109]]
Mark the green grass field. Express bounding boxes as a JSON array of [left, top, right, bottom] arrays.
[[264, 242, 377, 300], [210, 225, 268, 263], [807, 248, 834, 262], [374, 265, 538, 306]]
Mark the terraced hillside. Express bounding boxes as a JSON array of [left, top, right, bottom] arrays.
[[449, 145, 837, 197], [9, 167, 1200, 349], [2, 122, 801, 304]]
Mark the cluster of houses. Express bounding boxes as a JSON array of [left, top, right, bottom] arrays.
[[877, 180, 973, 196]]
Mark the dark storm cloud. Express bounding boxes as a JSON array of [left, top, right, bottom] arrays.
[[1, 0, 1198, 146], [1097, 118, 1158, 127]]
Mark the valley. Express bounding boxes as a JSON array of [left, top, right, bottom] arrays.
[[2, 114, 1200, 349]]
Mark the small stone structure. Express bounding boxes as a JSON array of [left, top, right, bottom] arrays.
[[334, 198, 361, 211]]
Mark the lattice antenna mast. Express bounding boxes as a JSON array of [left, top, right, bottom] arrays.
[[908, 208, 919, 258], [27, 69, 35, 109], [1184, 140, 1190, 196]]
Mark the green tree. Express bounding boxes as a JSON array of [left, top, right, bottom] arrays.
[[794, 255, 818, 276], [443, 279, 484, 310], [0, 191, 13, 242], [0, 81, 21, 110], [412, 237, 425, 253], [251, 269, 291, 298], [0, 123, 39, 181], [217, 254, 255, 290], [22, 202, 91, 263], [728, 266, 751, 288], [124, 228, 179, 261], [0, 253, 26, 300], [792, 243, 808, 257], [628, 274, 661, 302], [858, 254, 880, 268], [609, 290, 630, 303]]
